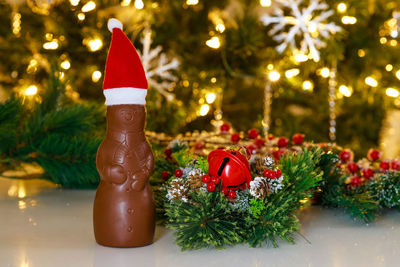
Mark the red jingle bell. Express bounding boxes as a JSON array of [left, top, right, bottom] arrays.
[[207, 148, 252, 192]]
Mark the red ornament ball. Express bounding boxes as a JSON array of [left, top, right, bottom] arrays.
[[275, 169, 282, 178], [220, 123, 230, 133], [248, 128, 259, 139], [292, 133, 304, 145], [347, 162, 359, 173], [339, 149, 353, 163], [277, 137, 289, 148], [207, 182, 216, 192], [228, 190, 237, 199], [367, 149, 381, 161], [380, 161, 390, 171], [350, 176, 362, 187], [362, 168, 374, 180], [392, 160, 400, 170], [161, 171, 170, 181], [174, 169, 183, 178], [164, 148, 172, 158], [202, 174, 211, 183], [231, 133, 241, 144], [211, 176, 220, 185]]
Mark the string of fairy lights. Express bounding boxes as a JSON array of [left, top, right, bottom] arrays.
[[7, 0, 400, 140]]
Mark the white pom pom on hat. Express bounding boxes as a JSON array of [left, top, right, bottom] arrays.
[[107, 18, 123, 32]]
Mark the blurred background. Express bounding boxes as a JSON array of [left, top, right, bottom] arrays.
[[0, 0, 400, 158]]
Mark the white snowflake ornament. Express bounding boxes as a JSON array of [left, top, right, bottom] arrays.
[[138, 27, 179, 101], [260, 0, 341, 61]]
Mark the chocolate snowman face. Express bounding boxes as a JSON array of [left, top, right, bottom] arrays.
[[106, 104, 145, 131]]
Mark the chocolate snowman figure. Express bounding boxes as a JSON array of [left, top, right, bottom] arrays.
[[93, 19, 155, 247]]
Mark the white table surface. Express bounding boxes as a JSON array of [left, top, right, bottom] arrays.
[[1, 177, 399, 267]]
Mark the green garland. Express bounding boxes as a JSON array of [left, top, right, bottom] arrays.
[[0, 71, 104, 188], [160, 148, 323, 250], [317, 153, 380, 222]]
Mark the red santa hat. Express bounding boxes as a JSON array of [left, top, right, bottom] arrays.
[[103, 18, 148, 106]]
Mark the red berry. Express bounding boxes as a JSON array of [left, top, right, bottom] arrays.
[[222, 188, 229, 195], [202, 174, 211, 183], [246, 144, 257, 155], [350, 176, 362, 187], [263, 169, 271, 177], [220, 123, 230, 133], [194, 141, 205, 150], [254, 138, 265, 148], [275, 169, 282, 178], [164, 148, 172, 158], [273, 149, 284, 161], [174, 169, 183, 177], [228, 190, 236, 199], [362, 168, 374, 180], [347, 162, 359, 173], [268, 134, 275, 140], [231, 133, 241, 143], [248, 128, 259, 139], [207, 182, 216, 192], [392, 160, 400, 170], [211, 176, 220, 185], [161, 171, 170, 181], [380, 161, 390, 171], [292, 133, 304, 145], [268, 170, 276, 179], [367, 149, 381, 161], [339, 149, 353, 163], [277, 137, 289, 148]]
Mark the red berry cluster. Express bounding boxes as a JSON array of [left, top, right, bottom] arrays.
[[202, 174, 220, 192], [380, 160, 400, 171], [201, 174, 238, 199], [263, 168, 281, 179]]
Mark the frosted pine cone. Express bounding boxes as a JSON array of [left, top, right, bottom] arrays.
[[263, 156, 275, 169], [186, 171, 204, 191], [249, 177, 270, 199], [166, 178, 189, 202]]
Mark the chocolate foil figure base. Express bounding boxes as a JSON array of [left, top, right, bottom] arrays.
[[93, 104, 155, 247]]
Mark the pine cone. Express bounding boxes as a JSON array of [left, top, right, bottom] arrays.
[[249, 177, 270, 199], [186, 172, 203, 191], [167, 178, 189, 201]]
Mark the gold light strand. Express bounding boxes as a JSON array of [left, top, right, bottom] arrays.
[[328, 67, 337, 141], [12, 11, 21, 37]]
